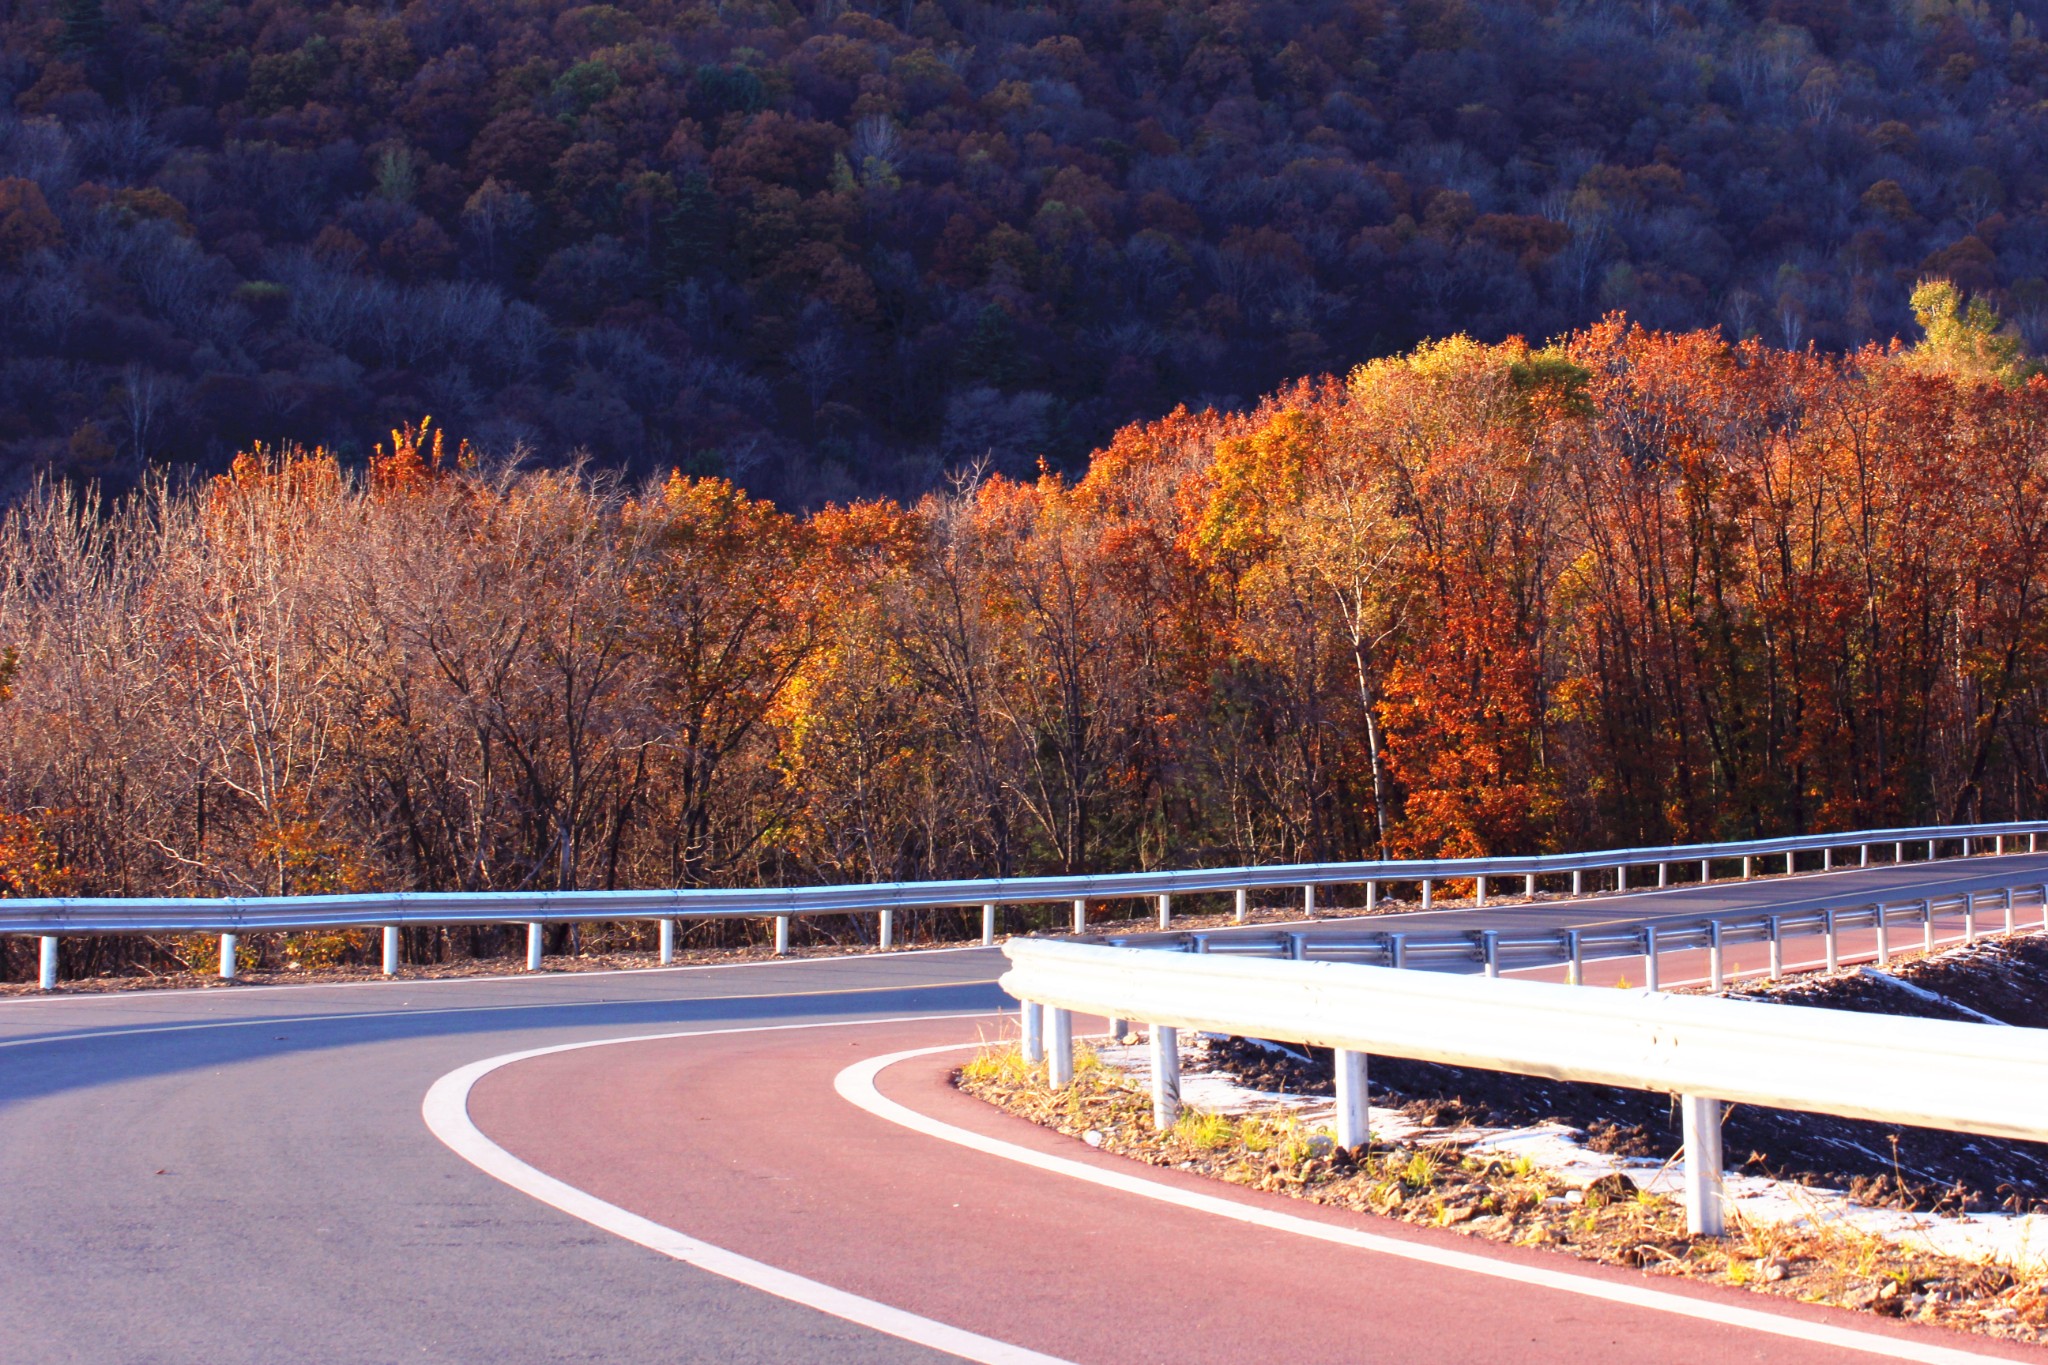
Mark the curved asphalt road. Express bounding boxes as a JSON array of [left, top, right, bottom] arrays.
[[3, 853, 2044, 1363]]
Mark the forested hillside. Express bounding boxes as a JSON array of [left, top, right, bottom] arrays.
[[4, 318, 2046, 978], [4, 0, 2048, 501]]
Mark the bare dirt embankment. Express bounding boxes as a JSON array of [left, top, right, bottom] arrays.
[[958, 934, 2048, 1342]]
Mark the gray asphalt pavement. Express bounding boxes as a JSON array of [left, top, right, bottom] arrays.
[[3, 851, 2040, 1364]]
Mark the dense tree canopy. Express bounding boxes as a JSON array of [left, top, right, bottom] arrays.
[[6, 320, 2048, 976], [6, 0, 2048, 501]]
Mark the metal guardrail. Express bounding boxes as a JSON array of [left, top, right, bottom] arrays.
[[1101, 883, 2048, 990], [998, 935, 2048, 1236], [6, 820, 2046, 990]]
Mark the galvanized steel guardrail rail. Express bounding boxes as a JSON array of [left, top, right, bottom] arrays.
[[998, 936, 2048, 1237], [7, 820, 2046, 991], [1100, 883, 2048, 990]]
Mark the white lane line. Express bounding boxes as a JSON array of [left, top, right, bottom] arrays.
[[421, 1016, 1073, 1365], [0, 978, 1003, 1051], [837, 1042, 2020, 1365], [0, 939, 1001, 1006]]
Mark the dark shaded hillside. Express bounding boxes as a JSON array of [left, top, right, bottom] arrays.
[[4, 0, 2048, 501]]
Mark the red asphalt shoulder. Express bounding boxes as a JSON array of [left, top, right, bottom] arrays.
[[464, 1015, 2034, 1365]]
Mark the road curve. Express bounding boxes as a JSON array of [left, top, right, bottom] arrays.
[[1, 854, 2041, 1363]]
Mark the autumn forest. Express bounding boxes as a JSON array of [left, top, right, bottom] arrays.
[[7, 0, 2048, 501], [3, 310, 2047, 976]]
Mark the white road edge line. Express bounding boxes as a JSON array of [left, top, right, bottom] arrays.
[[0, 938, 1002, 1006], [836, 1041, 2018, 1365], [421, 1014, 1073, 1365]]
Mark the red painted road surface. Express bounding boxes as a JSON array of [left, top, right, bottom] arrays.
[[466, 1014, 2038, 1363]]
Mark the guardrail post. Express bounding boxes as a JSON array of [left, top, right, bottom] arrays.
[[1699, 858, 1710, 883], [1020, 1001, 1044, 1063], [1571, 868, 1583, 896], [1742, 855, 1753, 880], [1642, 924, 1660, 991], [1999, 834, 2008, 855], [982, 903, 997, 945], [1151, 1026, 1181, 1129], [1618, 864, 1628, 891], [1767, 916, 1783, 979], [1524, 873, 1536, 897], [1157, 893, 1172, 929], [1234, 888, 1249, 923], [382, 925, 399, 976], [1108, 1017, 1127, 1041], [1476, 875, 1488, 906], [1895, 840, 1904, 862], [1921, 899, 1934, 954], [1823, 908, 1839, 972], [1366, 881, 1378, 911], [1872, 905, 1889, 966], [1303, 885, 1316, 918], [1072, 899, 1087, 934], [1787, 850, 1796, 875], [38, 935, 56, 991], [1287, 932, 1308, 961], [659, 918, 676, 965], [2004, 888, 2016, 935], [1707, 921, 1723, 990], [1964, 836, 1973, 857], [1859, 844, 1869, 867], [1565, 929, 1583, 985], [1421, 879, 1433, 910], [879, 909, 895, 950], [1480, 930, 1500, 978], [526, 923, 543, 971], [1681, 1094, 1726, 1236], [1823, 847, 1833, 871], [1928, 838, 1936, 861], [775, 915, 791, 956], [1335, 1048, 1369, 1150], [1658, 862, 1668, 888], [1964, 892, 1976, 943], [1388, 933, 1407, 969], [1047, 1008, 1074, 1086]]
